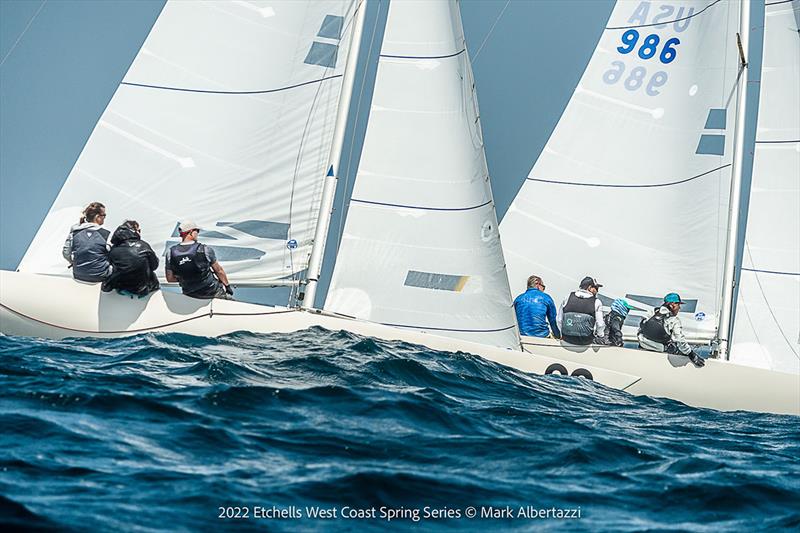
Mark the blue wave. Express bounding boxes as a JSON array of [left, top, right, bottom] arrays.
[[1, 329, 798, 531]]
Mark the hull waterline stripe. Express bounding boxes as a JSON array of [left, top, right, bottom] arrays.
[[741, 267, 800, 276], [379, 322, 517, 334], [380, 48, 466, 60], [526, 164, 730, 188], [120, 74, 343, 95], [607, 0, 722, 30], [349, 198, 492, 212], [0, 302, 296, 335]]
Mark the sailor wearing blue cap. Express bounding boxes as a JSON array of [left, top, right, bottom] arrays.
[[638, 293, 705, 367]]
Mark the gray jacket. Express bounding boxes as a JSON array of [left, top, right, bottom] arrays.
[[637, 305, 692, 355], [63, 222, 111, 282]]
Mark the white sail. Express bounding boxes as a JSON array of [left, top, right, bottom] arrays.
[[17, 0, 357, 285], [730, 0, 800, 373], [500, 0, 743, 340], [324, 0, 519, 348]]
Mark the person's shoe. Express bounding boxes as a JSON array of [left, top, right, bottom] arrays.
[[688, 353, 706, 367]]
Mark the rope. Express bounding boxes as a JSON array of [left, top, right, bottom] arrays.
[[0, 0, 47, 67], [471, 0, 511, 64]]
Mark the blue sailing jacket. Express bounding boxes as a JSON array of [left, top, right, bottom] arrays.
[[513, 288, 560, 338]]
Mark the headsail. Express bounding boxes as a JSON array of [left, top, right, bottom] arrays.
[[731, 0, 800, 373], [324, 0, 519, 348], [500, 0, 743, 340], [18, 0, 358, 285]]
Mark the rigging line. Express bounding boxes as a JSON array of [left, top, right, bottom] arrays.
[[379, 322, 517, 334], [0, 0, 47, 67], [335, 0, 383, 259], [607, 0, 723, 30], [380, 48, 466, 60], [350, 198, 492, 212], [755, 139, 800, 144], [287, 66, 333, 293], [746, 247, 800, 359], [765, 0, 796, 6], [471, 0, 511, 64], [741, 267, 800, 276], [526, 163, 731, 188], [119, 75, 343, 95]]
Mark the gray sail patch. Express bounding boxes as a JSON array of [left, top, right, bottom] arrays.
[[211, 245, 266, 262], [216, 220, 289, 240], [305, 42, 338, 68], [163, 241, 265, 262], [627, 293, 698, 313], [169, 223, 234, 240], [704, 109, 726, 129], [317, 15, 343, 39], [404, 271, 469, 292], [696, 135, 725, 156]]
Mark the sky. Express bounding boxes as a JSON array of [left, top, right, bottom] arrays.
[[0, 0, 614, 303]]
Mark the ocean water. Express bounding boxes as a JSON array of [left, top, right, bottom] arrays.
[[1, 328, 798, 532]]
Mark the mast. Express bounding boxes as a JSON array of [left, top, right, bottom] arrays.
[[717, 0, 752, 359], [302, 0, 368, 309]]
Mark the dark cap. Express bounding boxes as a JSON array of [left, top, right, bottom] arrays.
[[579, 276, 603, 290]]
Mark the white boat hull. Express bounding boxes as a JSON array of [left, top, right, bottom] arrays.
[[1, 271, 797, 416]]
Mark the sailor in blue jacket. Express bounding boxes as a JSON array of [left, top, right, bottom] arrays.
[[513, 275, 560, 338]]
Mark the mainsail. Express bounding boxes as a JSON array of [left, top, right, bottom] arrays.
[[730, 0, 800, 373], [324, 0, 519, 348], [500, 0, 744, 340], [18, 0, 358, 285]]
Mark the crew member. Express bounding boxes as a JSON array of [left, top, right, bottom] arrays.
[[638, 293, 705, 367], [556, 276, 606, 345], [605, 298, 633, 347], [63, 202, 111, 282], [165, 221, 234, 300], [102, 220, 160, 297], [513, 275, 560, 338]]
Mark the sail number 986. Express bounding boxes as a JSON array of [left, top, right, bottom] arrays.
[[603, 61, 668, 96], [618, 29, 679, 63]]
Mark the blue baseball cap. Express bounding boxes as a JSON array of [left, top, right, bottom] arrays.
[[664, 293, 684, 304]]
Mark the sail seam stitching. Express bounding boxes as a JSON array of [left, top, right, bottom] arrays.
[[606, 0, 722, 30], [119, 75, 343, 95], [349, 198, 492, 211], [379, 48, 466, 60], [526, 164, 730, 188]]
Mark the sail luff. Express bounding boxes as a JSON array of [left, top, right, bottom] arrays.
[[718, 0, 754, 358], [303, 0, 368, 309], [323, 0, 519, 348]]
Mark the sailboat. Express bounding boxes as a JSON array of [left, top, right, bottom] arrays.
[[1, 0, 797, 415]]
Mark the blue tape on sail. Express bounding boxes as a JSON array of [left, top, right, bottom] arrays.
[[305, 42, 338, 68], [317, 15, 343, 39], [704, 109, 727, 129], [696, 135, 725, 156], [404, 271, 469, 292], [216, 221, 289, 240]]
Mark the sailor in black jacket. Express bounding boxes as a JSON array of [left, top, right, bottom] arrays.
[[101, 220, 160, 296]]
